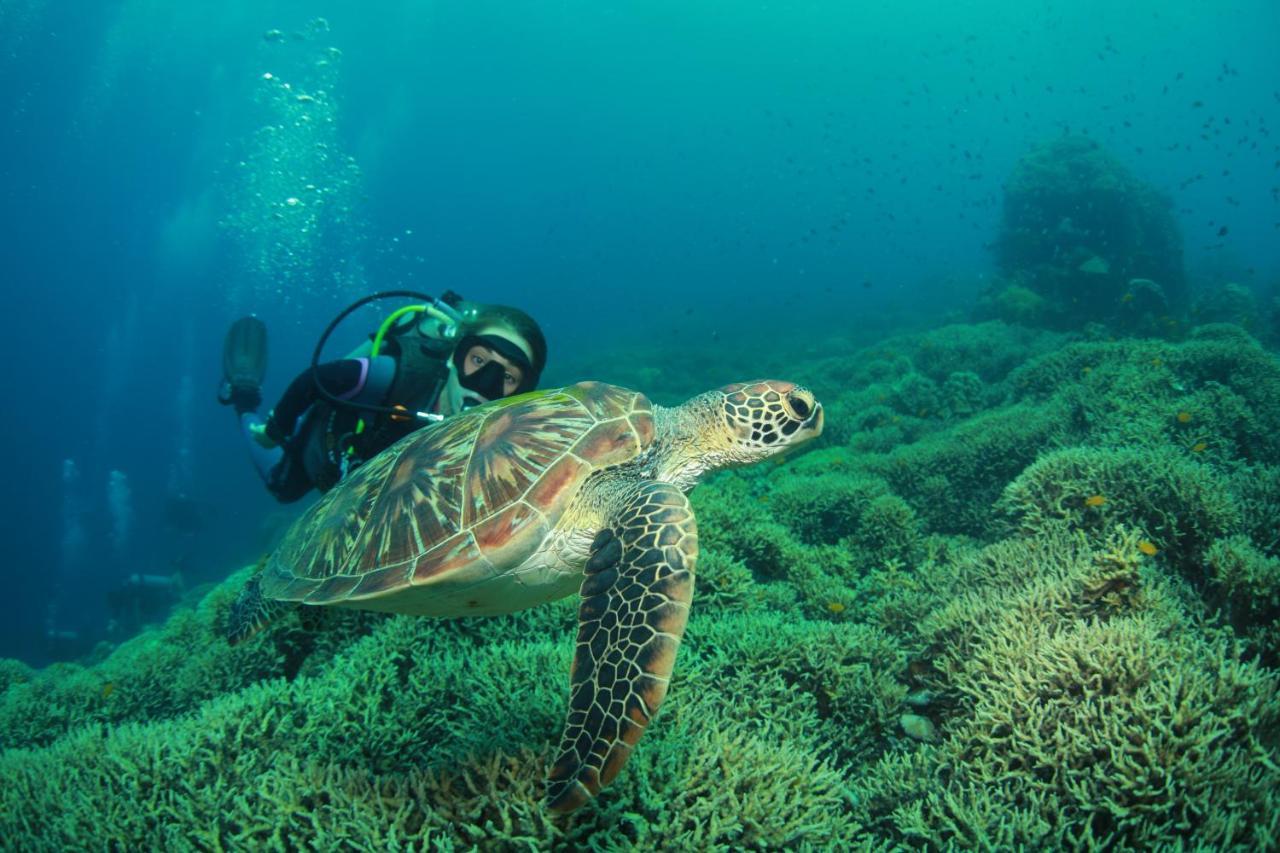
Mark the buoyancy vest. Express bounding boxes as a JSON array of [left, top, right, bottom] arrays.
[[298, 326, 453, 492]]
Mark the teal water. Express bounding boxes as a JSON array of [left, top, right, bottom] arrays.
[[1, 0, 1278, 847]]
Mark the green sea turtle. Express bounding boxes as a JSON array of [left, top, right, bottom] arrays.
[[228, 379, 823, 812]]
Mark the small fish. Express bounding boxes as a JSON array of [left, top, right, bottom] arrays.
[[1138, 541, 1159, 556], [1176, 411, 1192, 423], [1192, 442, 1208, 453], [1121, 292, 1134, 303], [1084, 495, 1107, 507], [101, 682, 115, 699], [827, 602, 846, 614], [1217, 225, 1229, 237]]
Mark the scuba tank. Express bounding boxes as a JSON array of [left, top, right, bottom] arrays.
[[304, 291, 475, 488], [311, 289, 474, 419]]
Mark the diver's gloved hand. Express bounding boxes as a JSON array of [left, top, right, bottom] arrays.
[[218, 381, 262, 414], [249, 421, 278, 449]]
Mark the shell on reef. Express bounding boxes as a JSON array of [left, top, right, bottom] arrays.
[[900, 713, 938, 742]]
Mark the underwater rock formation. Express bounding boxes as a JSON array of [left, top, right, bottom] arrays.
[[987, 136, 1187, 332]]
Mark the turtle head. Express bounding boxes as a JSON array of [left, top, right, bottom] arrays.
[[656, 380, 823, 488]]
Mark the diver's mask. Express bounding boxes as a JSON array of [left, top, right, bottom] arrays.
[[448, 333, 537, 411]]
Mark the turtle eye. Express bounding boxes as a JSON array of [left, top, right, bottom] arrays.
[[785, 391, 813, 420]]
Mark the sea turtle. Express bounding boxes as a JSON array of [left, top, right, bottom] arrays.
[[228, 379, 823, 812]]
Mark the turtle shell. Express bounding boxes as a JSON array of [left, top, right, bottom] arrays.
[[262, 381, 654, 608]]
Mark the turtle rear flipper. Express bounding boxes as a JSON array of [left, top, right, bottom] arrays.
[[546, 482, 698, 813], [226, 574, 289, 646]]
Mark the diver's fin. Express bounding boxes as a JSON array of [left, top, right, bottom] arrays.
[[226, 573, 289, 646], [219, 316, 268, 412], [223, 316, 268, 388]]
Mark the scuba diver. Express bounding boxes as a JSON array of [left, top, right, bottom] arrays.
[[218, 291, 547, 503]]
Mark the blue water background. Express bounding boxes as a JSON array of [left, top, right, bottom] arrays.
[[1, 0, 1276, 663]]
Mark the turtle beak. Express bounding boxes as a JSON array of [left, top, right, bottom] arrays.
[[804, 402, 823, 436]]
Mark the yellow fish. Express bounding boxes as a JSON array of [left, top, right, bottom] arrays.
[[1084, 495, 1107, 507], [1176, 411, 1192, 424], [101, 682, 115, 699], [826, 602, 846, 614], [1138, 541, 1159, 556], [1192, 442, 1208, 453]]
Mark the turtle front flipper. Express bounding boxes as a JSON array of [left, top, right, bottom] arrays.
[[226, 573, 290, 646], [546, 482, 698, 813]]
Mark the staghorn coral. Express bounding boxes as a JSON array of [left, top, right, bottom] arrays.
[[1204, 535, 1280, 664], [0, 601, 895, 850], [905, 321, 1062, 385], [0, 567, 290, 750], [1006, 325, 1280, 464], [767, 469, 892, 545], [1227, 463, 1280, 557], [867, 400, 1071, 537], [975, 280, 1051, 327], [997, 445, 1241, 579], [851, 526, 1280, 849], [7, 317, 1280, 847], [1194, 281, 1258, 330]]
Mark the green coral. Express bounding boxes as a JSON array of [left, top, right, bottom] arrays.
[[977, 281, 1050, 326], [851, 527, 1280, 849], [767, 469, 890, 545], [994, 136, 1186, 330], [0, 605, 901, 849], [7, 315, 1280, 847], [868, 401, 1070, 537], [1194, 281, 1258, 330], [998, 445, 1240, 577], [1205, 535, 1280, 663]]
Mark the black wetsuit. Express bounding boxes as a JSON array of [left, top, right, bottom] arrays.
[[263, 360, 366, 446], [258, 356, 447, 502]]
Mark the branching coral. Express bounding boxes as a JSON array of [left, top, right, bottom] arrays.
[[868, 401, 1070, 537], [6, 315, 1280, 848], [998, 445, 1240, 579], [851, 527, 1280, 849], [1205, 535, 1280, 664], [0, 606, 896, 850]]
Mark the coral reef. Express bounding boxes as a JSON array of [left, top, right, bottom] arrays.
[[851, 527, 1280, 848], [4, 316, 1279, 847], [986, 136, 1187, 331]]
